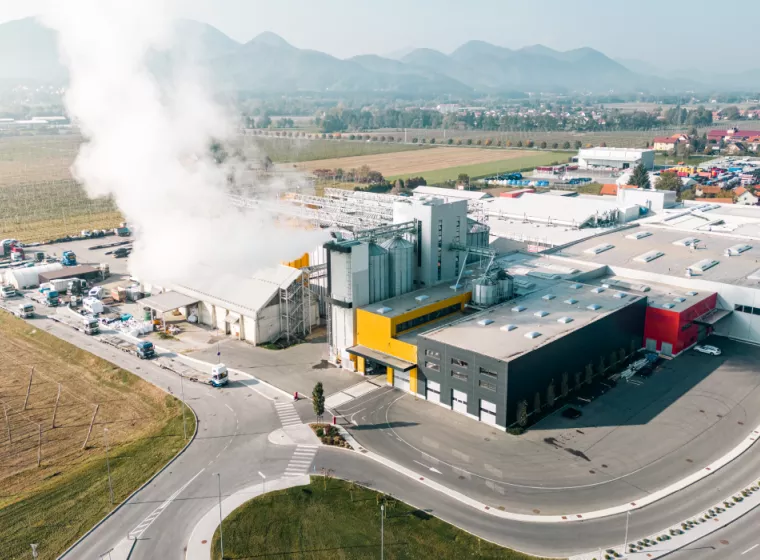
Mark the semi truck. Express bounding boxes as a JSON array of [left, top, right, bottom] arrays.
[[61, 251, 77, 266], [67, 278, 88, 296], [45, 290, 60, 307], [83, 316, 100, 335], [17, 302, 34, 318], [1, 285, 17, 299], [115, 226, 130, 237]]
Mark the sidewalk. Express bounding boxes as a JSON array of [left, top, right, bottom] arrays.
[[185, 475, 310, 560]]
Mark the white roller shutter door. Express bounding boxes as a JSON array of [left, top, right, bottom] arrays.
[[480, 399, 497, 426], [452, 389, 467, 414], [427, 380, 441, 403]]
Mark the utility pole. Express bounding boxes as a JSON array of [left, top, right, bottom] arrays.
[[216, 473, 224, 559], [51, 384, 61, 429], [623, 510, 631, 555], [104, 428, 113, 505], [380, 503, 385, 560], [179, 374, 187, 440], [23, 367, 34, 410], [258, 471, 266, 494]]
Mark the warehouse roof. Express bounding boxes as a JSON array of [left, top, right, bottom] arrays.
[[578, 147, 653, 162], [419, 280, 642, 362], [140, 291, 199, 313], [360, 282, 472, 320], [413, 185, 493, 200], [174, 264, 302, 317], [485, 192, 628, 228], [39, 265, 100, 282]]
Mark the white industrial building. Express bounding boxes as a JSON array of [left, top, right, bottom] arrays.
[[617, 188, 677, 213], [413, 185, 493, 203], [141, 264, 319, 346], [577, 147, 655, 170], [4, 263, 63, 289]]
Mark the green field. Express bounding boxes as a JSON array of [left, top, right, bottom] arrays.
[[0, 312, 194, 560], [211, 477, 545, 560], [248, 136, 431, 163], [388, 151, 570, 184]]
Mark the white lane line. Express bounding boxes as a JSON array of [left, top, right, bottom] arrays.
[[225, 404, 233, 412], [128, 468, 204, 539], [413, 460, 443, 475], [742, 544, 758, 555]]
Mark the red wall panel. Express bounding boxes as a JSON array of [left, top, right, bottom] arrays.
[[643, 292, 718, 354]]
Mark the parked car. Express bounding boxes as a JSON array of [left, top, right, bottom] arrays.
[[694, 344, 721, 356], [562, 407, 582, 420]]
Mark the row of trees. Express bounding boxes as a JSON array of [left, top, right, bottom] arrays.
[[313, 165, 384, 184]]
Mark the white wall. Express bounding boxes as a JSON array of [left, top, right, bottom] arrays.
[[256, 304, 281, 344]]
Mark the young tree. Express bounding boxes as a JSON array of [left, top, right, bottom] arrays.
[[630, 163, 651, 189], [655, 171, 681, 191], [574, 140, 582, 150], [533, 391, 542, 414], [457, 173, 470, 187], [516, 400, 528, 427], [312, 382, 325, 421], [561, 372, 569, 397], [540, 141, 547, 149], [563, 141, 571, 149]]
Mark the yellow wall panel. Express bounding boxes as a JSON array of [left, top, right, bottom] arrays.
[[410, 367, 417, 393]]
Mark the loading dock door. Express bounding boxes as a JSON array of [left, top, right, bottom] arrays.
[[452, 389, 468, 414], [427, 381, 441, 404], [661, 342, 673, 356], [394, 369, 410, 392], [645, 338, 657, 352], [480, 399, 497, 426]]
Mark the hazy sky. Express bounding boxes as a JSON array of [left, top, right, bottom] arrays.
[[3, 0, 759, 71]]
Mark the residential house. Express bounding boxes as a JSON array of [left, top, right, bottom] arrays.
[[707, 128, 760, 143], [653, 136, 679, 152], [735, 187, 759, 206], [725, 142, 747, 155], [696, 185, 722, 197]]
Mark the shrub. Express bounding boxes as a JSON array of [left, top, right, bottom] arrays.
[[412, 137, 418, 143], [430, 138, 436, 144], [506, 426, 524, 435], [316, 427, 324, 437], [447, 138, 453, 145], [466, 139, 473, 145]]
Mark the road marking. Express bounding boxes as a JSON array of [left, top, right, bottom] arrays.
[[225, 404, 233, 412], [413, 460, 443, 475], [742, 544, 758, 555], [128, 468, 204, 539]]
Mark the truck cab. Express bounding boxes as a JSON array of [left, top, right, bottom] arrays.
[[17, 303, 34, 318], [211, 364, 229, 387], [67, 278, 88, 296], [83, 316, 100, 335], [46, 290, 60, 307], [61, 251, 77, 266], [136, 341, 155, 359], [10, 246, 24, 262], [1, 285, 17, 299], [115, 226, 130, 237]]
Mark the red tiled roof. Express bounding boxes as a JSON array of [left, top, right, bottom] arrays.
[[600, 184, 618, 195], [735, 186, 747, 196], [700, 185, 722, 194]]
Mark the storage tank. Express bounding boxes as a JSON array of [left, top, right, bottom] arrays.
[[367, 242, 389, 304], [381, 236, 414, 297], [472, 277, 498, 307], [5, 263, 63, 289], [497, 270, 513, 301]]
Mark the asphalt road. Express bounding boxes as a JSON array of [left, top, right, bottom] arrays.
[[9, 302, 760, 559], [666, 504, 760, 559]]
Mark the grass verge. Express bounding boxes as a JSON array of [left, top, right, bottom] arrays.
[[388, 152, 569, 184], [211, 476, 546, 560], [0, 312, 195, 560]]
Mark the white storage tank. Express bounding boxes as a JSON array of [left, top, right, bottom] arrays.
[[381, 236, 414, 297], [497, 270, 513, 302], [367, 242, 389, 304], [472, 277, 499, 307]]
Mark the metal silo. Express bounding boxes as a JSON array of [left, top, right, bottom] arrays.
[[368, 242, 389, 304], [381, 236, 414, 297], [496, 270, 514, 301], [467, 219, 489, 250], [472, 277, 498, 307]]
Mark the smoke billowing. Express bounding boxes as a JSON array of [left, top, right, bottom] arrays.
[[43, 0, 323, 285]]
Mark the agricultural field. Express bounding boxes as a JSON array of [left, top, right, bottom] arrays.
[[247, 135, 429, 163], [299, 147, 566, 181], [0, 311, 192, 560], [0, 135, 79, 187], [212, 477, 542, 560]]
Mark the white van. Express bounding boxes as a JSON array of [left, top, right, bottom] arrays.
[[211, 364, 229, 387], [82, 296, 104, 315], [88, 286, 104, 299]]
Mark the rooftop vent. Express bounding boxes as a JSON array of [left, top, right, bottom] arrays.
[[727, 243, 752, 256], [534, 310, 549, 318], [501, 324, 517, 332], [376, 306, 393, 314], [415, 294, 430, 303], [569, 283, 583, 290], [662, 303, 676, 309], [626, 231, 652, 240], [512, 305, 527, 312], [587, 303, 602, 311], [527, 271, 561, 280], [542, 294, 556, 301], [543, 264, 579, 274], [591, 287, 605, 294], [513, 279, 536, 290], [674, 237, 701, 247], [613, 292, 627, 299], [585, 243, 614, 255], [477, 318, 494, 326], [673, 297, 686, 303], [686, 291, 698, 296], [524, 331, 542, 339], [634, 250, 665, 263], [689, 259, 719, 273], [557, 316, 574, 324], [564, 298, 578, 305]]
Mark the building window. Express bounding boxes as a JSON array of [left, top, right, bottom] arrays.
[[396, 303, 461, 334], [425, 361, 440, 372], [479, 380, 496, 392], [451, 371, 468, 382], [425, 349, 440, 359], [451, 357, 468, 368], [479, 367, 498, 379]]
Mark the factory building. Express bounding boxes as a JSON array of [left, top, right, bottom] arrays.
[[577, 147, 655, 170]]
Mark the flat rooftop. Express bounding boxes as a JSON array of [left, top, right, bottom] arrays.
[[360, 282, 472, 320], [554, 226, 760, 287], [419, 280, 642, 362], [586, 275, 715, 314]]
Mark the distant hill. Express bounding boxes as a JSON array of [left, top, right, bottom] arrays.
[[1, 17, 759, 94]]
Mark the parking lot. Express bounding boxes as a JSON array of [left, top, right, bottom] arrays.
[[341, 337, 760, 513]]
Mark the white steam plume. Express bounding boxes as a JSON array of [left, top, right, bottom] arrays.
[[43, 0, 324, 285]]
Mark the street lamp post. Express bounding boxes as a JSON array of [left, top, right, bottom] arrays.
[[258, 471, 266, 494], [216, 473, 224, 559], [380, 504, 384, 560], [104, 428, 113, 505], [623, 510, 631, 555], [31, 544, 38, 559]]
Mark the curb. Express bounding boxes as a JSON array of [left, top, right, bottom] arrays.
[[57, 401, 199, 559]]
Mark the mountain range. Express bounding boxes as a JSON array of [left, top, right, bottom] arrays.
[[1, 17, 758, 95]]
